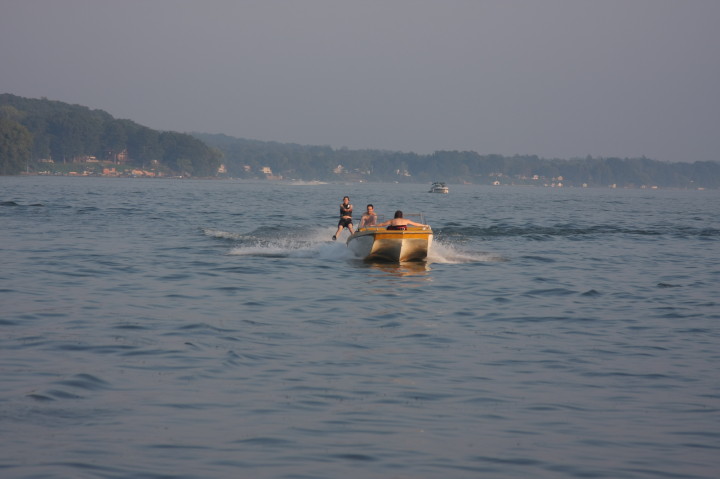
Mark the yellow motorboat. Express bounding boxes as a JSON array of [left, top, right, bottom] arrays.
[[346, 221, 433, 262]]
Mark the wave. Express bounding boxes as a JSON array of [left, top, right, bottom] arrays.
[[437, 223, 720, 240], [205, 227, 355, 260], [205, 227, 500, 264], [285, 180, 328, 186], [1, 200, 44, 207], [202, 228, 251, 241], [428, 240, 504, 264]]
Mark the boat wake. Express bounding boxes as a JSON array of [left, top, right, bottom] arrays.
[[204, 227, 356, 260], [204, 227, 500, 264], [428, 240, 504, 264]]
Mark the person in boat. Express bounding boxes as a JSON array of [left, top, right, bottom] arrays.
[[377, 210, 428, 230], [359, 204, 377, 228], [332, 196, 354, 240]]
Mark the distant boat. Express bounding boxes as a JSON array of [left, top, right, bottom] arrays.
[[429, 181, 449, 193]]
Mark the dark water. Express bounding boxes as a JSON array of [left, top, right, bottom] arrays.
[[1, 176, 719, 478]]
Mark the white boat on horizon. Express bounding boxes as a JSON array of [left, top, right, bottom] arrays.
[[429, 181, 449, 193]]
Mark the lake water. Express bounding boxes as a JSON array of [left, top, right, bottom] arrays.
[[1, 176, 719, 479]]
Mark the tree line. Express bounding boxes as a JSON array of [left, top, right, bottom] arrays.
[[0, 94, 221, 176], [196, 133, 720, 188], [2, 94, 718, 187]]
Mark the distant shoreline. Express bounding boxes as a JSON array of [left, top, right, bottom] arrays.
[[8, 172, 712, 191]]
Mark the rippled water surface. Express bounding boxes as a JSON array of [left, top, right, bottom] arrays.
[[1, 176, 719, 478]]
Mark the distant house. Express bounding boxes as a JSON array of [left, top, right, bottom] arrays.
[[130, 169, 157, 177], [260, 166, 282, 180], [105, 149, 129, 164], [73, 155, 98, 163]]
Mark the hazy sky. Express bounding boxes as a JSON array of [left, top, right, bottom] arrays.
[[2, 0, 719, 162]]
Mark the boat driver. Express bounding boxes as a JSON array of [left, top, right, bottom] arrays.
[[377, 210, 428, 230]]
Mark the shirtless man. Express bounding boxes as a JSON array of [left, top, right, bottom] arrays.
[[332, 196, 354, 240], [377, 210, 428, 229], [359, 204, 377, 228]]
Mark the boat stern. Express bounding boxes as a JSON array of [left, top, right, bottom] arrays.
[[347, 226, 433, 262]]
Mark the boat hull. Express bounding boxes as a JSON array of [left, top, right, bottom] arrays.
[[429, 182, 449, 193], [346, 227, 433, 262]]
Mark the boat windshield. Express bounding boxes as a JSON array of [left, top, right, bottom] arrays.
[[403, 212, 426, 224], [359, 213, 380, 228], [357, 213, 428, 231]]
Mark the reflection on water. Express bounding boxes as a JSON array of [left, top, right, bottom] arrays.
[[358, 260, 432, 277]]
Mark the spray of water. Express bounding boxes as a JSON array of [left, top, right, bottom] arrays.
[[206, 227, 501, 263], [428, 239, 503, 264], [203, 228, 249, 241]]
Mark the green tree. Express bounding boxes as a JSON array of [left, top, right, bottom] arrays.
[[101, 120, 128, 160], [0, 105, 25, 122], [47, 111, 102, 161], [0, 119, 33, 174], [122, 125, 160, 167], [159, 131, 221, 176]]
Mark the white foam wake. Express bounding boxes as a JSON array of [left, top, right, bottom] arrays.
[[208, 227, 499, 263], [428, 240, 503, 264], [219, 227, 357, 260]]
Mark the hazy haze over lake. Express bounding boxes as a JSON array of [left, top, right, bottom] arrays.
[[1, 0, 719, 162]]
